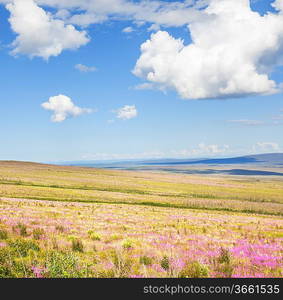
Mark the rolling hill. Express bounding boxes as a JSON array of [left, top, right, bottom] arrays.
[[59, 153, 283, 168]]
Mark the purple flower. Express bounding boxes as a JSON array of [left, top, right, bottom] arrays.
[[31, 266, 45, 278]]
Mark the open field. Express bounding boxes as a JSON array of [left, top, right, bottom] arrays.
[[0, 161, 283, 278], [1, 161, 283, 215]]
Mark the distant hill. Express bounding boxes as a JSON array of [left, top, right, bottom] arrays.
[[57, 153, 283, 167], [144, 153, 283, 166]]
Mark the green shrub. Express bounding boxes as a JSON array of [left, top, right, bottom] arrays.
[[111, 251, 133, 278], [97, 269, 115, 278], [178, 261, 209, 278], [160, 256, 170, 271], [0, 229, 8, 240], [0, 247, 11, 265], [88, 231, 101, 241], [32, 228, 45, 240], [105, 234, 122, 243], [215, 248, 233, 277], [10, 260, 33, 278], [71, 239, 84, 252], [8, 238, 40, 257], [218, 264, 234, 278], [139, 255, 153, 266], [218, 248, 231, 264], [0, 247, 33, 278], [0, 247, 15, 278], [0, 264, 13, 278], [122, 239, 134, 250], [13, 223, 28, 237], [44, 251, 85, 278], [55, 225, 65, 233]]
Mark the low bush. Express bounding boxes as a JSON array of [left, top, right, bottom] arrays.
[[0, 229, 8, 240], [13, 224, 28, 237], [32, 228, 45, 240], [44, 251, 86, 278], [8, 238, 40, 257], [178, 261, 209, 278], [88, 231, 101, 241], [139, 255, 153, 266], [72, 239, 84, 252], [111, 250, 133, 278], [160, 256, 170, 271], [122, 239, 134, 250]]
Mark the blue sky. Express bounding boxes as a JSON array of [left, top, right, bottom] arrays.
[[0, 0, 282, 162]]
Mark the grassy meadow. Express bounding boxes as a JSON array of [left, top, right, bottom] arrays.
[[0, 161, 282, 278]]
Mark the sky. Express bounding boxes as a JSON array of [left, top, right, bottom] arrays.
[[0, 0, 282, 162]]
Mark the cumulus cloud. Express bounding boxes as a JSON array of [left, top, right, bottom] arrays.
[[41, 94, 92, 122], [75, 63, 97, 72], [133, 0, 283, 100], [6, 0, 89, 60], [116, 105, 137, 120], [0, 0, 210, 59]]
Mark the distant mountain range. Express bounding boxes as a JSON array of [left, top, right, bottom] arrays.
[[58, 153, 283, 167], [144, 153, 283, 166]]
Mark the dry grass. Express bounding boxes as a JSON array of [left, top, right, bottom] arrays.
[[0, 161, 283, 215], [0, 161, 282, 278]]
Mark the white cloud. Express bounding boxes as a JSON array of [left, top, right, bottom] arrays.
[[171, 143, 230, 158], [134, 20, 146, 27], [116, 105, 137, 120], [81, 141, 283, 161], [133, 82, 155, 90], [81, 151, 165, 161], [41, 94, 92, 122], [147, 23, 160, 32], [272, 0, 283, 12], [133, 0, 283, 100], [82, 143, 231, 161], [122, 26, 134, 33], [1, 0, 207, 28], [0, 0, 209, 60], [55, 9, 71, 20], [38, 0, 204, 27], [192, 143, 230, 155], [67, 13, 107, 27], [253, 142, 280, 152], [6, 0, 89, 60], [75, 63, 97, 72]]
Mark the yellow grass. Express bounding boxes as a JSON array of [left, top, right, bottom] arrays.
[[0, 161, 283, 215]]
